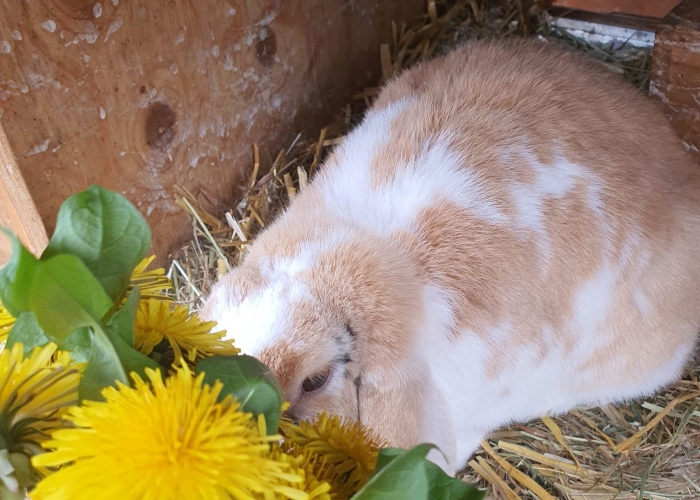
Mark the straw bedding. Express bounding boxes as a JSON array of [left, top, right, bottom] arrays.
[[170, 1, 700, 498]]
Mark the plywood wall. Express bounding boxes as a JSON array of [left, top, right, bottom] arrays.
[[0, 0, 423, 264]]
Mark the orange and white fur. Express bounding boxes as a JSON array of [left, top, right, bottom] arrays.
[[201, 39, 700, 475]]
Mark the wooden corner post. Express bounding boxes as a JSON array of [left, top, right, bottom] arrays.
[[650, 0, 700, 158], [0, 122, 48, 263]]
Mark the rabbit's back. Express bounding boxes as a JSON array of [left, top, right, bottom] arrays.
[[311, 38, 700, 439]]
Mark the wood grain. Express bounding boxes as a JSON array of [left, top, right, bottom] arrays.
[[650, 0, 700, 158], [0, 0, 423, 265]]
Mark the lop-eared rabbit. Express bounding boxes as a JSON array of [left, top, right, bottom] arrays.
[[201, 39, 700, 474]]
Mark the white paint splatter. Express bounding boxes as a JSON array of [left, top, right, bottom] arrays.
[[211, 45, 220, 57], [93, 3, 103, 18], [11, 31, 22, 41], [188, 152, 203, 168], [99, 107, 106, 119], [26, 139, 50, 156], [169, 63, 179, 75], [258, 10, 279, 26], [41, 20, 57, 33], [175, 31, 185, 44], [104, 17, 123, 42], [81, 22, 98, 43], [223, 55, 235, 71], [51, 145, 62, 153], [272, 96, 281, 108], [119, 151, 126, 156], [226, 7, 236, 16], [83, 53, 91, 63], [0, 41, 10, 54], [682, 141, 699, 153], [112, 0, 118, 5]]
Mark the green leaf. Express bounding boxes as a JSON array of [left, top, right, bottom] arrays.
[[55, 327, 94, 362], [42, 185, 151, 303], [0, 485, 25, 500], [44, 325, 128, 402], [0, 450, 33, 498], [423, 459, 485, 500], [195, 355, 283, 434], [8, 313, 97, 363], [0, 231, 38, 317], [102, 328, 160, 383], [107, 285, 140, 346], [79, 327, 128, 402], [357, 446, 485, 500], [6, 304, 136, 403], [7, 453, 33, 491], [373, 448, 403, 471], [27, 254, 113, 340], [352, 445, 432, 500], [103, 285, 160, 382], [6, 313, 51, 354]]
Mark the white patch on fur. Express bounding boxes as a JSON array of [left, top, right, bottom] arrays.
[[374, 140, 508, 231], [633, 289, 653, 317], [319, 98, 410, 224], [429, 318, 572, 470], [507, 150, 608, 263], [262, 227, 354, 281], [214, 279, 306, 356], [571, 263, 616, 339], [509, 182, 550, 258], [320, 102, 507, 236], [420, 285, 457, 339]]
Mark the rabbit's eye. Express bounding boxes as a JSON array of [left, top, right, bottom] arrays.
[[301, 366, 331, 393]]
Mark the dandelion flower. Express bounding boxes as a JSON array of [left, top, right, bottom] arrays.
[[31, 363, 307, 500], [280, 412, 387, 498], [127, 255, 174, 301], [0, 303, 15, 343], [0, 343, 83, 450], [267, 445, 334, 500], [134, 298, 239, 363]]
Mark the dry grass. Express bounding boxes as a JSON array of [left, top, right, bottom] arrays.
[[170, 1, 700, 498]]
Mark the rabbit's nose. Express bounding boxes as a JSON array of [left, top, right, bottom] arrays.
[[282, 409, 299, 425]]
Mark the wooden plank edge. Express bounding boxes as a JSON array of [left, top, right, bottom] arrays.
[[0, 121, 49, 264]]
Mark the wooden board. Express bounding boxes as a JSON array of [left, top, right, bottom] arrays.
[[552, 0, 680, 19], [0, 0, 423, 265], [0, 121, 48, 262], [650, 0, 700, 157]]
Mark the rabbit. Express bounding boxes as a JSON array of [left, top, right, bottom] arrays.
[[200, 38, 700, 475]]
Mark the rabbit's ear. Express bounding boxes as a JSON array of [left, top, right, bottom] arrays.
[[357, 359, 457, 475]]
